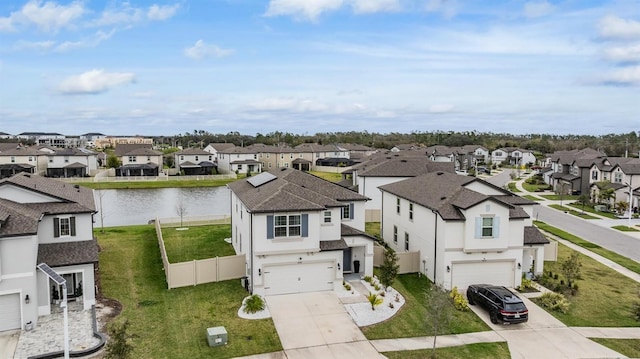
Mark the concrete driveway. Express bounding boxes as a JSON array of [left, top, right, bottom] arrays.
[[468, 294, 625, 358], [265, 291, 383, 358], [0, 330, 19, 359]]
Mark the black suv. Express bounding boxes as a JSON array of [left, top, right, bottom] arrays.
[[466, 284, 528, 324]]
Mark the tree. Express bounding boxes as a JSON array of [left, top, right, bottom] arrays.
[[176, 194, 187, 228], [615, 201, 629, 216], [96, 189, 107, 233], [106, 155, 120, 169], [561, 252, 582, 289], [424, 283, 455, 358], [104, 319, 133, 359], [555, 182, 569, 206], [379, 248, 400, 289], [577, 193, 590, 214]]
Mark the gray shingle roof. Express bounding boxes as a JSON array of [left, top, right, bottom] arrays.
[[319, 239, 349, 251], [524, 226, 550, 245], [175, 148, 212, 155], [356, 156, 455, 177], [379, 172, 531, 221], [37, 240, 99, 266], [0, 173, 96, 212], [228, 168, 369, 213]]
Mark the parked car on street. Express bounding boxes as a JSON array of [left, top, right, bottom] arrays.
[[467, 284, 528, 324]]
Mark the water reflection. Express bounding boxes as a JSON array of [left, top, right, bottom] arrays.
[[94, 187, 230, 227]]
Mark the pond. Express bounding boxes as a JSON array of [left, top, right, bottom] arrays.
[[93, 187, 231, 227]]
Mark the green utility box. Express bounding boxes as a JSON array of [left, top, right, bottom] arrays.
[[207, 326, 228, 347]]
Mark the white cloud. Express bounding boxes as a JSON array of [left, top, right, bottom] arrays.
[[13, 39, 56, 51], [0, 0, 85, 33], [603, 44, 640, 63], [601, 66, 640, 85], [58, 69, 135, 95], [598, 15, 640, 40], [55, 29, 115, 52], [351, 0, 400, 14], [265, 0, 344, 21], [429, 104, 454, 113], [147, 4, 180, 21], [248, 97, 328, 112], [425, 0, 459, 19], [523, 1, 554, 18], [184, 40, 234, 60]]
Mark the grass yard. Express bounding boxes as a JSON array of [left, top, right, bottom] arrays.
[[365, 222, 381, 240], [567, 203, 619, 219], [361, 274, 490, 339], [161, 224, 234, 262], [548, 204, 599, 219], [522, 183, 551, 192], [534, 242, 640, 327], [507, 182, 520, 192], [383, 342, 511, 359], [540, 194, 579, 201], [522, 195, 543, 201], [96, 225, 281, 359], [612, 225, 640, 232], [534, 221, 640, 274], [590, 338, 640, 358], [309, 171, 343, 182]]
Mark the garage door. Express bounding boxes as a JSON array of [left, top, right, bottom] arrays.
[[451, 261, 515, 290], [263, 261, 334, 295], [0, 293, 21, 331]]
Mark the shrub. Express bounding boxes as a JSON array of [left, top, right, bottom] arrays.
[[367, 292, 384, 311], [537, 292, 570, 313], [104, 319, 133, 359], [449, 286, 469, 311], [243, 294, 265, 314], [363, 275, 372, 283], [518, 277, 535, 291], [344, 283, 351, 291], [395, 293, 400, 302], [374, 284, 381, 291], [388, 302, 394, 309]]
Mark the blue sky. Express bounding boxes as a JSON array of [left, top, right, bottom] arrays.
[[1, 0, 639, 136]]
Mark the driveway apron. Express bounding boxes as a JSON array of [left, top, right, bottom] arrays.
[[265, 291, 382, 358], [468, 294, 625, 358]]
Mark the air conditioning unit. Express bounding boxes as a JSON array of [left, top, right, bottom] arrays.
[[207, 326, 228, 347]]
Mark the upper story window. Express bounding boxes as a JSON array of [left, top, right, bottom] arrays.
[[10, 156, 15, 163], [209, 156, 212, 161], [323, 211, 332, 223], [180, 155, 184, 161], [290, 153, 293, 159], [393, 225, 398, 244], [254, 154, 258, 159], [28, 156, 33, 162], [409, 203, 414, 221], [195, 155, 199, 161], [49, 157, 53, 163], [396, 197, 401, 214], [494, 151, 503, 157], [64, 156, 69, 163], [404, 232, 409, 251], [266, 153, 270, 158], [482, 217, 493, 237], [475, 216, 500, 239], [280, 153, 284, 159], [614, 172, 623, 183], [275, 214, 301, 237], [54, 216, 76, 238], [342, 203, 354, 220], [128, 156, 137, 162], [591, 171, 598, 180]]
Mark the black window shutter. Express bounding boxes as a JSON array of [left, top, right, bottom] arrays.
[[70, 216, 76, 236], [54, 218, 60, 238]]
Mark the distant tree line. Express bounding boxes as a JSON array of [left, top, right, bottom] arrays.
[[160, 130, 640, 157]]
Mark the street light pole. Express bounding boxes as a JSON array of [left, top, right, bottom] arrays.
[[628, 182, 633, 230]]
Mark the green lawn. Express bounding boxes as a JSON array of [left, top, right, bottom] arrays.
[[522, 195, 543, 201], [365, 222, 381, 240], [612, 225, 640, 232], [534, 221, 640, 274], [540, 194, 580, 201], [507, 182, 520, 192], [522, 183, 551, 192], [383, 342, 510, 359], [161, 224, 234, 262], [361, 274, 490, 339], [97, 225, 282, 359], [309, 171, 343, 182], [548, 204, 599, 219], [567, 203, 619, 219], [534, 242, 640, 327], [590, 338, 640, 358]]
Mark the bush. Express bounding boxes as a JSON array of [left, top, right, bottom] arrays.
[[537, 292, 570, 313], [374, 284, 381, 291], [344, 283, 351, 291], [363, 275, 372, 283], [367, 292, 384, 311], [243, 294, 265, 314], [104, 319, 133, 359], [449, 286, 469, 311], [518, 277, 535, 291]]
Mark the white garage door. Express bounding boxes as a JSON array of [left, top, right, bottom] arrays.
[[451, 261, 515, 290], [263, 261, 334, 295], [0, 293, 21, 331]]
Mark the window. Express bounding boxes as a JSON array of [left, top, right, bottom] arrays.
[[49, 157, 53, 163], [284, 162, 289, 168], [147, 156, 151, 161], [342, 203, 354, 220], [209, 156, 212, 161], [495, 151, 503, 157], [180, 155, 184, 161], [280, 153, 284, 159], [64, 156, 69, 163], [482, 217, 493, 237], [324, 211, 332, 223], [274, 215, 301, 237], [266, 153, 270, 158], [237, 164, 243, 170], [396, 198, 401, 214], [254, 154, 257, 159], [10, 156, 15, 163], [128, 156, 137, 162], [195, 155, 199, 161], [53, 217, 76, 238], [28, 156, 33, 162], [614, 172, 623, 183], [591, 171, 598, 180], [404, 232, 409, 251], [409, 203, 414, 220], [393, 226, 398, 244]]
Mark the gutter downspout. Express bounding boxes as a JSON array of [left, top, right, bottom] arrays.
[[432, 209, 438, 282]]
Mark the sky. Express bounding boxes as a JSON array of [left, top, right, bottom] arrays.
[[0, 0, 639, 137]]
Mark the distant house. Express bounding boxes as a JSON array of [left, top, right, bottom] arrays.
[[491, 147, 536, 166], [173, 148, 216, 175], [203, 142, 235, 163], [379, 171, 547, 290], [0, 173, 98, 331], [16, 132, 66, 148], [0, 144, 45, 178], [217, 146, 261, 175], [114, 144, 163, 176], [45, 148, 99, 178], [227, 168, 374, 296]]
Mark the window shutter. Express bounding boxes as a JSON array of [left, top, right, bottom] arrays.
[[493, 217, 500, 237], [266, 215, 274, 239], [349, 203, 354, 219], [70, 216, 76, 236], [54, 218, 60, 238], [301, 214, 308, 237], [475, 217, 482, 238]]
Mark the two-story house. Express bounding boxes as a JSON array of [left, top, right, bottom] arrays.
[[203, 142, 235, 163], [45, 148, 100, 178], [379, 171, 547, 290], [114, 144, 163, 176], [0, 144, 46, 178], [491, 147, 536, 166], [173, 148, 216, 175], [217, 146, 262, 175], [227, 168, 374, 296], [0, 173, 98, 331]]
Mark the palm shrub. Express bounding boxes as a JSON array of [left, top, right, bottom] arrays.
[[367, 292, 384, 311], [243, 294, 265, 314], [537, 292, 570, 313]]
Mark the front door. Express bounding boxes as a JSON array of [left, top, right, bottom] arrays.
[[343, 247, 352, 272]]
